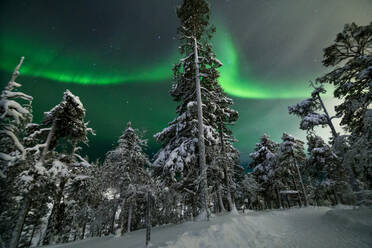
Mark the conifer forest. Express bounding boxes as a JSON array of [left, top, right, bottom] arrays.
[[0, 0, 371, 247]]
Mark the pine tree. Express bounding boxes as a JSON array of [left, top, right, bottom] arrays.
[[40, 90, 94, 245], [0, 57, 34, 248], [236, 173, 260, 211], [343, 110, 372, 190], [104, 122, 151, 234], [316, 22, 372, 192], [317, 22, 372, 136], [153, 0, 239, 220], [249, 134, 279, 207], [277, 133, 308, 207], [288, 83, 338, 137], [306, 135, 349, 205]]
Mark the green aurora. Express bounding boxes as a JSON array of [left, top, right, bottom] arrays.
[[3, 0, 369, 163], [0, 26, 314, 99]]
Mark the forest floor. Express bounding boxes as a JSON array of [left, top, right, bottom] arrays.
[[45, 206, 372, 248]]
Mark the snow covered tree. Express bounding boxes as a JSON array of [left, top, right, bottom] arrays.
[[6, 89, 94, 248], [153, 0, 239, 220], [210, 123, 241, 214], [40, 89, 93, 164], [317, 22, 372, 136], [315, 22, 372, 194], [235, 173, 260, 211], [288, 83, 337, 137], [306, 135, 349, 205], [0, 57, 35, 248], [0, 57, 33, 176], [38, 90, 94, 245], [104, 122, 152, 234], [276, 133, 308, 207], [343, 110, 372, 190], [249, 134, 279, 208]]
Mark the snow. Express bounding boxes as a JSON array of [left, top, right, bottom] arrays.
[[43, 207, 372, 248]]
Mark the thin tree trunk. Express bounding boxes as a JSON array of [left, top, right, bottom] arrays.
[[9, 194, 31, 248], [110, 199, 119, 235], [292, 175, 303, 207], [317, 93, 360, 192], [217, 185, 226, 212], [295, 162, 308, 206], [193, 37, 209, 221], [145, 192, 151, 248], [40, 119, 57, 164], [43, 178, 66, 245], [119, 199, 126, 235], [285, 195, 291, 208], [73, 230, 77, 241], [127, 204, 132, 233], [276, 188, 283, 209], [317, 93, 338, 138], [81, 221, 86, 240], [219, 121, 237, 214], [333, 189, 340, 205], [28, 224, 36, 247]]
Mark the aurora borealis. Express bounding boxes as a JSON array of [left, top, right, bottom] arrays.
[[1, 0, 371, 162], [0, 25, 313, 99]]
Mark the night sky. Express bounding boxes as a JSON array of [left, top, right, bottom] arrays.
[[1, 0, 371, 163]]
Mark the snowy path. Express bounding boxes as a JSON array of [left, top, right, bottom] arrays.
[[46, 207, 372, 248]]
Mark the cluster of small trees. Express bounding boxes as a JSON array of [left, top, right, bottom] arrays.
[[0, 0, 370, 247], [249, 21, 372, 209]]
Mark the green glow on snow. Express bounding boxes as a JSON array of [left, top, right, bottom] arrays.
[[0, 27, 317, 99]]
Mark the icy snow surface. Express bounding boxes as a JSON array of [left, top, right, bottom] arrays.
[[45, 207, 372, 248]]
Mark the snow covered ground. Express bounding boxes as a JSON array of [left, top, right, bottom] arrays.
[[45, 206, 372, 248]]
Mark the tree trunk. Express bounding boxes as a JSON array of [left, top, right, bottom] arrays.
[[43, 178, 66, 245], [291, 175, 303, 207], [275, 188, 282, 209], [81, 221, 86, 240], [317, 93, 361, 193], [333, 189, 340, 205], [317, 93, 338, 138], [40, 119, 57, 164], [127, 204, 133, 233], [9, 194, 31, 248], [193, 37, 209, 221], [286, 195, 291, 208], [110, 199, 119, 235], [217, 185, 226, 212], [294, 162, 308, 206], [218, 121, 237, 214], [145, 192, 151, 248], [28, 224, 36, 247]]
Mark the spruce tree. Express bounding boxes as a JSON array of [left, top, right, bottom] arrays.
[[249, 134, 278, 207], [343, 110, 372, 190], [306, 135, 349, 205], [104, 122, 151, 233], [277, 133, 308, 206], [153, 0, 239, 220]]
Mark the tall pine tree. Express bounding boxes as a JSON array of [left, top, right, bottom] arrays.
[[153, 0, 239, 220]]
